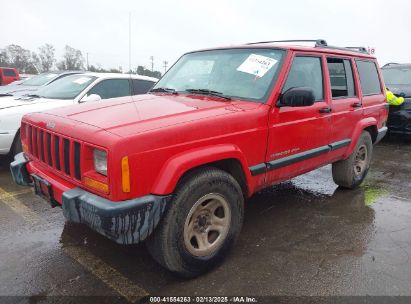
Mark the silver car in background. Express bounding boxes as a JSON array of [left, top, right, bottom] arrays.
[[0, 70, 84, 97]]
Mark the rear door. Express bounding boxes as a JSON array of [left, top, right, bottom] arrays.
[[131, 79, 155, 95], [355, 59, 386, 125], [265, 53, 332, 184], [326, 57, 362, 158]]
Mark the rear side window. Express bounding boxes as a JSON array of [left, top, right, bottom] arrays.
[[282, 56, 324, 101], [87, 79, 131, 99], [132, 79, 155, 94], [356, 60, 382, 96], [3, 69, 16, 77], [327, 58, 356, 98]]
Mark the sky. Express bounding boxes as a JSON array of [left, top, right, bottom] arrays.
[[1, 0, 410, 72]]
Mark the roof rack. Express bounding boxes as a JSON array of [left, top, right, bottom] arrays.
[[382, 62, 399, 68], [245, 39, 369, 54]]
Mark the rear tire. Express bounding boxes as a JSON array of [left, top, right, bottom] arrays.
[[146, 167, 244, 278], [332, 131, 373, 189]]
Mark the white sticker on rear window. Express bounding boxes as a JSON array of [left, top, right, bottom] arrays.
[[237, 54, 278, 77], [73, 77, 91, 85]]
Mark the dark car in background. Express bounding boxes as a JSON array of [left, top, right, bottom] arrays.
[[381, 63, 411, 136], [0, 70, 84, 97], [0, 67, 20, 85]]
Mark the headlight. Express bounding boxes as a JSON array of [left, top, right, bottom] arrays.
[[93, 149, 107, 176]]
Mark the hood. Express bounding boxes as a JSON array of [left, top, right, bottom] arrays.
[[0, 84, 39, 96], [387, 85, 411, 98], [44, 94, 259, 137], [0, 95, 63, 110]]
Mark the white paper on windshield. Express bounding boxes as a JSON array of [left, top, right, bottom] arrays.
[[73, 77, 91, 85], [46, 73, 58, 78], [237, 54, 278, 77]]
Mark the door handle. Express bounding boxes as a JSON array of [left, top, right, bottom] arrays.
[[319, 107, 332, 113], [351, 102, 362, 108]]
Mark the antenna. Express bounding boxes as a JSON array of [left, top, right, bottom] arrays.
[[128, 12, 131, 74]]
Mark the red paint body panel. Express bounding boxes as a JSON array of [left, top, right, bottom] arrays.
[[0, 67, 20, 85], [20, 44, 388, 204]]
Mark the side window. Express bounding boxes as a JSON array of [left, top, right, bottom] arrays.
[[327, 58, 356, 98], [356, 60, 382, 96], [282, 56, 323, 101], [132, 79, 155, 94], [87, 79, 131, 99], [4, 69, 16, 77]]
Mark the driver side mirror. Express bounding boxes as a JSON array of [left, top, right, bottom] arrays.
[[277, 87, 315, 107], [80, 94, 102, 103]]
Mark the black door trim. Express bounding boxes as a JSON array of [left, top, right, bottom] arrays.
[[249, 139, 352, 176]]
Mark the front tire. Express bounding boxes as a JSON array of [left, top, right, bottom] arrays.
[[8, 132, 22, 160], [332, 131, 373, 189], [146, 167, 244, 278]]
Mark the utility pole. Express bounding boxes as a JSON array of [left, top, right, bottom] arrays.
[[129, 12, 132, 73], [86, 52, 89, 70], [150, 56, 154, 72], [163, 60, 168, 74]]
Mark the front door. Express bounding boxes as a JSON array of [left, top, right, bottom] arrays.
[[266, 54, 332, 185]]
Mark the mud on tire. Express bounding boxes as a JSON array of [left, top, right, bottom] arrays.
[[146, 167, 244, 278], [332, 131, 373, 189]]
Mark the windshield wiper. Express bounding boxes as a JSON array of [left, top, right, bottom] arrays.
[[185, 89, 231, 100], [149, 87, 178, 94], [25, 94, 42, 98]]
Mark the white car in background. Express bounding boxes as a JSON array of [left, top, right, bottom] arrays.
[[0, 72, 158, 156]]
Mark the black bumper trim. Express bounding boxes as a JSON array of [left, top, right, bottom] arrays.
[[10, 152, 32, 186], [62, 188, 171, 245]]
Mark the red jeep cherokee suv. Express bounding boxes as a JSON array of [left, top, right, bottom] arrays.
[[11, 40, 388, 277]]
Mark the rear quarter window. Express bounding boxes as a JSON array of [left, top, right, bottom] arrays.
[[356, 60, 382, 96], [3, 69, 16, 77]]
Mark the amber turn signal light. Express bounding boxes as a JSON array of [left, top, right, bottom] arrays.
[[84, 177, 109, 194], [121, 156, 130, 193]]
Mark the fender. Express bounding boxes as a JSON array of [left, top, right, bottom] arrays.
[[343, 117, 377, 159], [151, 144, 253, 196]]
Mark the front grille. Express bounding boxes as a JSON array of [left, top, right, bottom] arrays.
[[25, 123, 82, 181]]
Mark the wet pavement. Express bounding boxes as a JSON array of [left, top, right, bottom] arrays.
[[0, 139, 410, 302]]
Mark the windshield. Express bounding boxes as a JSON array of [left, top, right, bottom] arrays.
[[36, 75, 96, 99], [22, 72, 60, 86], [152, 48, 285, 102], [382, 68, 411, 85]]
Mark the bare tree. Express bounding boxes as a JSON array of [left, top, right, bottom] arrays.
[[5, 44, 32, 72], [29, 52, 40, 74], [57, 45, 84, 70], [38, 43, 56, 72], [0, 49, 9, 66]]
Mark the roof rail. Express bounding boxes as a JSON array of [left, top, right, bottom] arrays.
[[246, 39, 328, 47], [344, 46, 368, 53], [382, 62, 399, 68]]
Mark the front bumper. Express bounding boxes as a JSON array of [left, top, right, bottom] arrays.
[[10, 152, 171, 245], [375, 126, 388, 144], [387, 101, 411, 134]]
